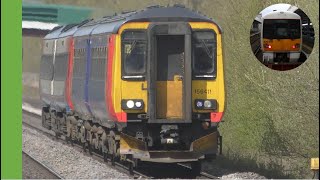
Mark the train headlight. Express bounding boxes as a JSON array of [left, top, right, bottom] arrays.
[[121, 99, 144, 110], [195, 99, 217, 110], [204, 100, 212, 108], [126, 100, 135, 109], [135, 101, 142, 108], [196, 101, 203, 108]]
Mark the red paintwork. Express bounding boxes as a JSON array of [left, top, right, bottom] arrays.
[[116, 112, 127, 122], [105, 35, 126, 122], [210, 112, 223, 122], [65, 37, 74, 110]]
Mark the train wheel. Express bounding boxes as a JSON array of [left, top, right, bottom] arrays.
[[41, 110, 46, 127], [66, 135, 72, 144], [82, 142, 86, 153], [108, 130, 118, 166], [111, 153, 116, 166], [88, 142, 93, 155], [102, 140, 109, 163], [103, 152, 108, 162], [55, 132, 60, 140], [191, 161, 201, 177]]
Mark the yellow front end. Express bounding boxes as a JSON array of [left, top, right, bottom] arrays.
[[110, 21, 224, 163], [190, 22, 225, 122], [111, 22, 225, 123], [115, 22, 150, 118], [262, 38, 302, 52]]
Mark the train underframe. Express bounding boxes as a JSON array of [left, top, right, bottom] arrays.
[[262, 51, 301, 63], [41, 106, 222, 175]]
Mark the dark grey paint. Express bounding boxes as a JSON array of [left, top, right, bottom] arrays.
[[147, 22, 192, 123]]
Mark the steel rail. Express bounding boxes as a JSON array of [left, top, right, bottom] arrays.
[[23, 150, 64, 179]]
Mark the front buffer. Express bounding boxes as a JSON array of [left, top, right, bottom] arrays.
[[120, 130, 220, 163]]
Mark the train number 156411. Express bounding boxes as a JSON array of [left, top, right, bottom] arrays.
[[194, 89, 212, 94]]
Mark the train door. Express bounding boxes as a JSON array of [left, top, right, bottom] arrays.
[[156, 35, 184, 119], [148, 23, 192, 123], [72, 36, 91, 117], [84, 38, 93, 116]]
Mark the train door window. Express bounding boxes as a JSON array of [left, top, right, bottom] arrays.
[[73, 48, 86, 78], [121, 30, 147, 79], [73, 38, 88, 79], [192, 30, 217, 79]]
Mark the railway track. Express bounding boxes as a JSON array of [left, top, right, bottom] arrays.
[[22, 108, 219, 179], [250, 32, 262, 57], [23, 150, 64, 179]]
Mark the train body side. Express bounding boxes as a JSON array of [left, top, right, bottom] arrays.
[[40, 25, 82, 113], [67, 23, 119, 124]]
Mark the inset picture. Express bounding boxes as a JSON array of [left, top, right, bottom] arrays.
[[250, 4, 315, 71]]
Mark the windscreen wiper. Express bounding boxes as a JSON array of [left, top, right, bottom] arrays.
[[200, 40, 213, 59], [127, 40, 137, 55]]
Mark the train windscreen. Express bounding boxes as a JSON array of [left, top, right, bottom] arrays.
[[263, 19, 301, 39], [192, 31, 217, 79], [121, 30, 147, 77]]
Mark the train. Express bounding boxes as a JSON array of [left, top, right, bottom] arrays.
[[39, 4, 225, 175], [261, 10, 302, 64]]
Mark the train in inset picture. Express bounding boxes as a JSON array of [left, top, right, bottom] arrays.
[[261, 11, 302, 64], [39, 4, 225, 175]]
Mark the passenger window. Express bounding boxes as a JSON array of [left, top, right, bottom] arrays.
[[54, 53, 68, 81], [40, 55, 54, 80], [91, 47, 107, 80], [192, 31, 217, 79], [121, 30, 147, 79]]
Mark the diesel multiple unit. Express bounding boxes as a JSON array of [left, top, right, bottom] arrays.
[[39, 5, 225, 174]]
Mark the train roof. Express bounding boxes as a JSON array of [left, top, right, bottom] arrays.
[[46, 4, 222, 38], [262, 11, 301, 20], [58, 19, 93, 38], [44, 25, 65, 39]]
